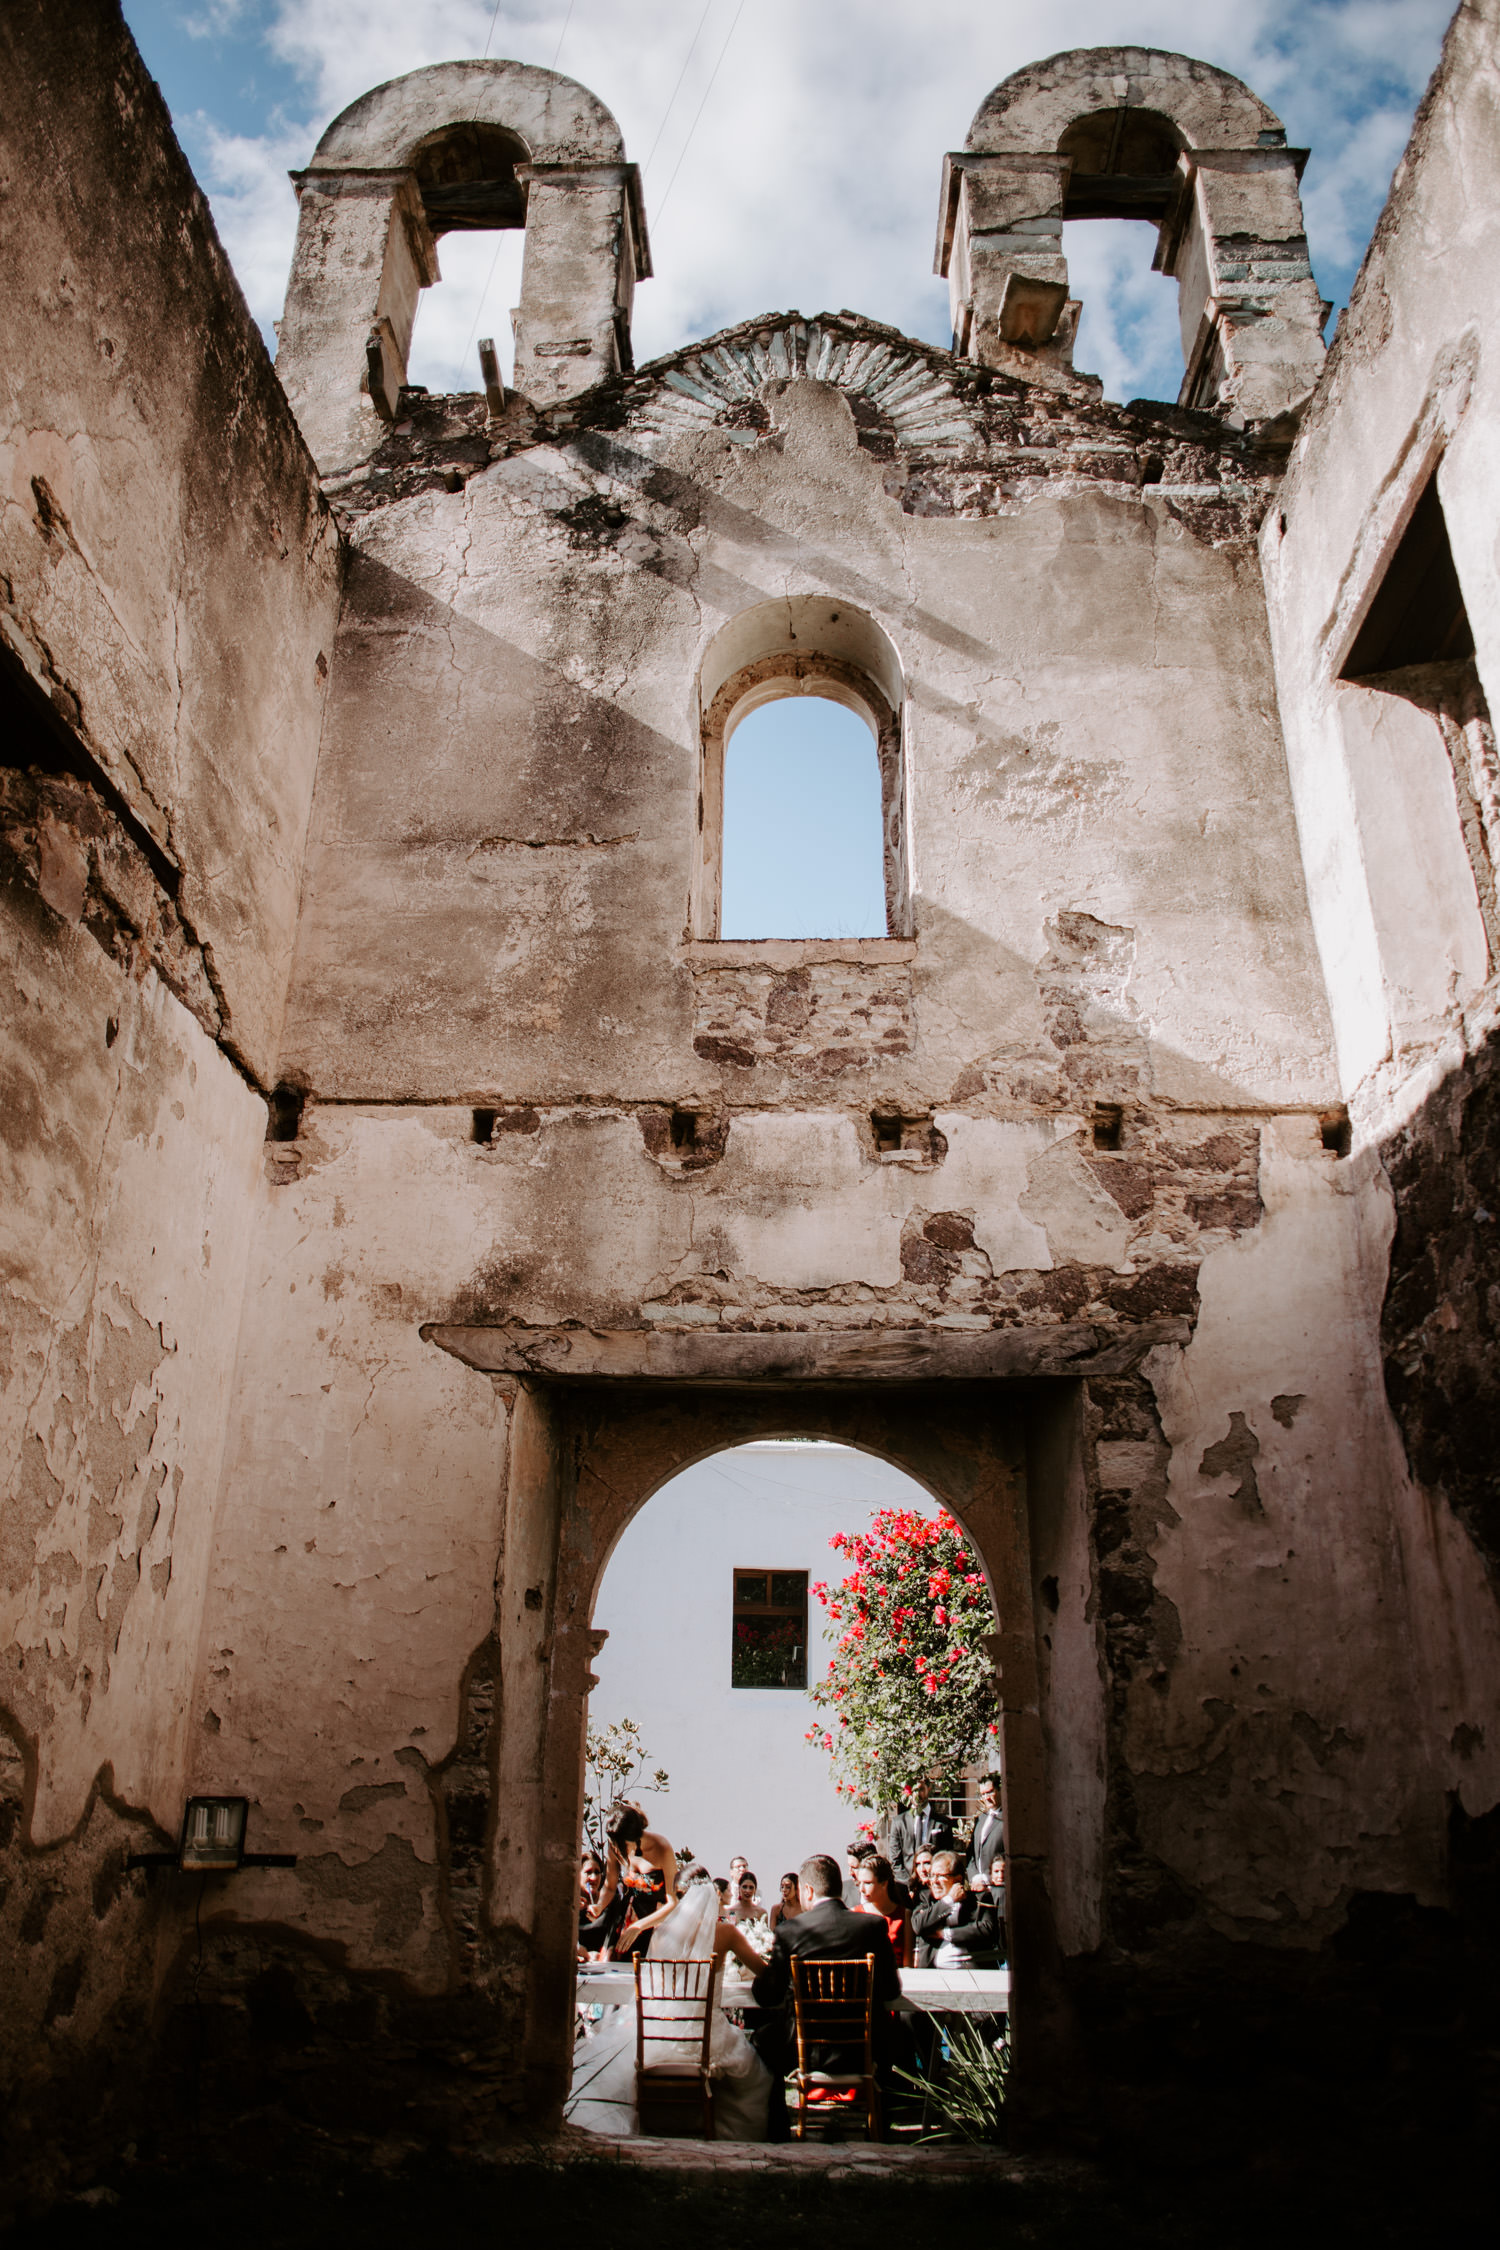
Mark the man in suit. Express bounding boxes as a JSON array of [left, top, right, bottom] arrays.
[[749, 1852, 900, 2138], [910, 1850, 1004, 1967], [886, 1784, 954, 1883], [965, 1770, 1005, 1889]]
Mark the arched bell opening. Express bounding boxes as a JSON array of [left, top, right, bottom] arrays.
[[275, 58, 649, 472], [937, 47, 1327, 429], [404, 122, 531, 394]]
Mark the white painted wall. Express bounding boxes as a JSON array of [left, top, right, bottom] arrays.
[[588, 1442, 937, 1888]]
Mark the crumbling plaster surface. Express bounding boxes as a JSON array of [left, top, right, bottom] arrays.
[[282, 330, 1337, 1114], [0, 890, 265, 1841], [187, 1110, 508, 1987], [237, 304, 1363, 1997], [1262, 0, 1500, 1114], [186, 1083, 1409, 1977], [1139, 1119, 1500, 1941], [0, 0, 342, 1085], [1256, 4, 1500, 1688]]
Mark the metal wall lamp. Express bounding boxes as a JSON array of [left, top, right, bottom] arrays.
[[127, 1795, 298, 1873]]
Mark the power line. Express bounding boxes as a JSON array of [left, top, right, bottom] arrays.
[[552, 0, 576, 67], [653, 0, 748, 221], [642, 0, 716, 177]]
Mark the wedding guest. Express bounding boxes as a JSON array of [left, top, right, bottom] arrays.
[[749, 1854, 901, 2140], [578, 1860, 626, 1957], [855, 1852, 914, 1967], [842, 1837, 876, 1906], [965, 1771, 1005, 1888], [909, 1847, 937, 1963], [768, 1871, 803, 1930], [911, 1850, 1002, 1967], [887, 1783, 954, 1882], [714, 1877, 731, 1907], [728, 1872, 764, 1926], [982, 1851, 1008, 1960], [605, 1800, 676, 1955], [580, 1851, 606, 1911]]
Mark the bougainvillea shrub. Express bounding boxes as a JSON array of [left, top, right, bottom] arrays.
[[805, 1507, 999, 1812]]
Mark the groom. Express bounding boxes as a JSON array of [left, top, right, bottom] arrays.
[[748, 1852, 900, 2139]]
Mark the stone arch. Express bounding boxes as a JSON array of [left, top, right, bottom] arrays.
[[309, 58, 626, 169], [465, 1371, 1095, 2122], [964, 47, 1282, 154], [936, 45, 1326, 430], [276, 59, 650, 473], [691, 595, 912, 941]]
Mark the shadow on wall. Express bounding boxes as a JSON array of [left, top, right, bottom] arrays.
[[1382, 1019, 1500, 1587]]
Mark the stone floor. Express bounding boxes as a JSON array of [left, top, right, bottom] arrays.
[[2, 2119, 1490, 2250]]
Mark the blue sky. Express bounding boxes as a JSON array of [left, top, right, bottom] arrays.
[[721, 701, 888, 940], [117, 1, 1455, 938]]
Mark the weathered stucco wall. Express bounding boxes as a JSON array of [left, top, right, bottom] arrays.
[[1263, 0, 1500, 1112], [183, 290, 1491, 2133], [0, 0, 341, 1083], [1261, 0, 1500, 1861], [0, 0, 341, 2189], [282, 325, 1333, 1112], [1243, 12, 1500, 2153]]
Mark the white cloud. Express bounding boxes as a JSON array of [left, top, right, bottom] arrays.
[[183, 0, 1455, 401], [193, 118, 311, 327]]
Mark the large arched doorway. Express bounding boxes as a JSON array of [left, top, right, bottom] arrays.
[[471, 1373, 1100, 2127], [587, 1439, 966, 1886]]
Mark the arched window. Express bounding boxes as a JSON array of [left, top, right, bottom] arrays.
[[693, 598, 910, 942], [720, 695, 887, 940]]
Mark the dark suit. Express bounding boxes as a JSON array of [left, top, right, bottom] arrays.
[[749, 1896, 900, 2132], [966, 1808, 1006, 1886], [910, 1889, 1004, 1966], [886, 1802, 954, 1881]]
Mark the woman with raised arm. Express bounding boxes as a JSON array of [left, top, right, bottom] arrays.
[[566, 1863, 772, 2139], [601, 1800, 677, 1955]]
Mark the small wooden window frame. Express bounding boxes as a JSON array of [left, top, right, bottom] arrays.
[[731, 1566, 809, 1690]]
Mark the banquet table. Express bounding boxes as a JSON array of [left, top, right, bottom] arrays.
[[575, 1962, 1009, 2014]]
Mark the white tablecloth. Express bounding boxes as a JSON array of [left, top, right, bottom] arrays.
[[575, 1963, 1009, 2014]]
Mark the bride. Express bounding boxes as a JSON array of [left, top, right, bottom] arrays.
[[567, 1859, 773, 2140]]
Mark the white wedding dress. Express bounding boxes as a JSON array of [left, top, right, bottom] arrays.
[[566, 1882, 772, 2140]]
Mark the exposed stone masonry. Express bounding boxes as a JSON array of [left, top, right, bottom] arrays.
[[327, 307, 1280, 548]]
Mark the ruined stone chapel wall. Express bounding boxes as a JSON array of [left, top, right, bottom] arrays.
[[4, 3, 1499, 2169], [0, 0, 340, 2184]]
